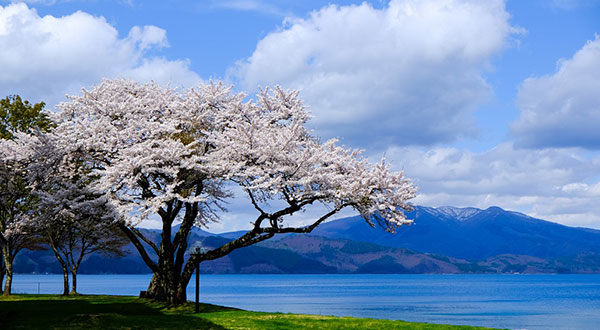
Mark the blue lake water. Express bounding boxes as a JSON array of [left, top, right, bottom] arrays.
[[10, 274, 600, 330]]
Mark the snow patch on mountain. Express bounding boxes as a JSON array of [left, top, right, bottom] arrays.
[[420, 206, 482, 221]]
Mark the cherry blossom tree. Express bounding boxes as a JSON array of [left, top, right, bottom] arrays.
[[53, 79, 416, 305], [26, 135, 128, 295], [39, 197, 128, 295], [0, 136, 44, 295], [1, 97, 125, 296], [0, 96, 52, 296]]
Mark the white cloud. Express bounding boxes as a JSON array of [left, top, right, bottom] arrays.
[[0, 3, 201, 108], [210, 0, 290, 17], [125, 57, 201, 88], [512, 36, 600, 149], [127, 25, 168, 51], [232, 0, 520, 148], [385, 143, 600, 228]]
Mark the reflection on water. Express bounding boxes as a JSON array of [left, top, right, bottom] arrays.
[[11, 274, 600, 330]]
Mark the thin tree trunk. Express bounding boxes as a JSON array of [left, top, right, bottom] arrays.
[[48, 242, 69, 295], [0, 254, 5, 294], [0, 270, 5, 295], [62, 270, 69, 295], [2, 249, 12, 296], [70, 266, 78, 294]]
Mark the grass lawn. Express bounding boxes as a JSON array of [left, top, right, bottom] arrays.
[[0, 294, 501, 330]]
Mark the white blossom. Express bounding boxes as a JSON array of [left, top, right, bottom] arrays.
[[48, 79, 416, 231]]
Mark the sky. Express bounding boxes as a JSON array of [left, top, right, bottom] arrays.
[[1, 0, 600, 231]]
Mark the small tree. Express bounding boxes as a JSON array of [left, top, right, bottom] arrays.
[[0, 96, 53, 140], [0, 95, 51, 296], [36, 170, 128, 294], [42, 210, 128, 295], [15, 132, 128, 295], [46, 79, 416, 305]]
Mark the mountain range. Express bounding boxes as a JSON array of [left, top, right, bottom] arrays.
[[14, 206, 600, 274]]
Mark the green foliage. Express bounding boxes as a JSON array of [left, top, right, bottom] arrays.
[[0, 96, 47, 225], [355, 255, 412, 274], [0, 95, 54, 140], [0, 294, 500, 330]]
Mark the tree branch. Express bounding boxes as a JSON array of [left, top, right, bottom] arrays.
[[0, 234, 6, 251], [117, 223, 158, 272], [263, 204, 347, 234], [174, 202, 196, 273], [130, 226, 159, 255], [179, 202, 350, 288], [281, 187, 297, 207], [247, 189, 266, 215]]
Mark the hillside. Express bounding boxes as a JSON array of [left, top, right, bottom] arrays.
[[13, 206, 600, 274], [313, 206, 600, 259]]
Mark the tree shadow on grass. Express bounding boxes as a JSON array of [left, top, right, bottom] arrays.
[[0, 299, 229, 330]]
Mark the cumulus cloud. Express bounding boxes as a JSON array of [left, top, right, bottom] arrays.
[[384, 143, 600, 228], [231, 0, 519, 148], [127, 25, 168, 51], [512, 36, 600, 149], [0, 3, 201, 108]]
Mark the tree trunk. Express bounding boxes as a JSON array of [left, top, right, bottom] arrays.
[[144, 233, 185, 305], [125, 194, 317, 306], [2, 250, 12, 296], [0, 255, 5, 294], [62, 270, 69, 296], [141, 201, 187, 305], [175, 270, 193, 304], [70, 265, 79, 294], [49, 243, 69, 295], [145, 270, 184, 305], [0, 270, 4, 295]]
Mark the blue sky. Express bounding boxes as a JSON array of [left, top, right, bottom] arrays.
[[2, 0, 600, 230]]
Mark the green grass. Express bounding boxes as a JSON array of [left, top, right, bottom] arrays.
[[0, 294, 501, 330]]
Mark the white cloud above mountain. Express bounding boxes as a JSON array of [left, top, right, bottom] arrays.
[[232, 0, 520, 148], [384, 143, 600, 228]]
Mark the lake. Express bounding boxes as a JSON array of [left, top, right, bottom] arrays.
[[10, 274, 600, 330]]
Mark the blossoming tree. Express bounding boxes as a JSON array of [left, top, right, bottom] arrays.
[[0, 96, 52, 295], [0, 145, 38, 295], [25, 134, 128, 295], [52, 79, 416, 305]]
